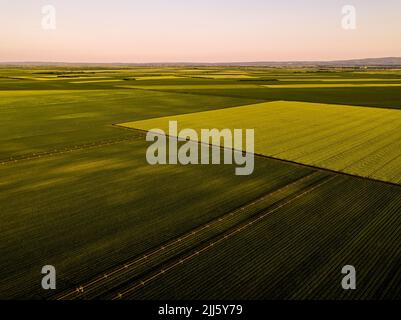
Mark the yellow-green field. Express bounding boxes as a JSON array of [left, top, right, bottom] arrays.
[[279, 78, 401, 82], [117, 84, 259, 90], [120, 100, 401, 184], [262, 84, 401, 88], [134, 75, 184, 80], [189, 74, 257, 79], [69, 79, 124, 84]]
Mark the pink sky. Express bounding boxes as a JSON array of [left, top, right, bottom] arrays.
[[1, 0, 400, 62]]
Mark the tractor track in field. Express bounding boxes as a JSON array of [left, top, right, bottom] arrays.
[[53, 171, 333, 300]]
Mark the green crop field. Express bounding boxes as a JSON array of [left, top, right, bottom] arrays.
[[121, 100, 401, 184], [120, 175, 401, 300], [0, 66, 400, 300]]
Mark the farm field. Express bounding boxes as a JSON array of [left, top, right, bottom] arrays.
[[0, 137, 313, 299], [118, 174, 401, 300], [0, 66, 400, 300], [0, 87, 258, 160], [121, 100, 401, 184]]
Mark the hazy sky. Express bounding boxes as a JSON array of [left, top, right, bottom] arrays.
[[1, 0, 400, 62]]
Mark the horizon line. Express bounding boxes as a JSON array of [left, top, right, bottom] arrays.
[[1, 56, 401, 65]]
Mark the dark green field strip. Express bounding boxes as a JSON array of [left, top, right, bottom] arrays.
[[53, 171, 328, 300], [136, 86, 401, 111], [119, 175, 401, 300], [0, 139, 313, 299]]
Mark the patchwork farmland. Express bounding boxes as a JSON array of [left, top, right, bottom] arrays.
[[0, 66, 400, 300]]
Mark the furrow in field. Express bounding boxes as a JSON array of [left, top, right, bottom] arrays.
[[289, 180, 401, 299], [268, 112, 392, 159], [229, 176, 369, 299], [319, 123, 401, 171], [284, 115, 398, 164], [257, 110, 369, 155], [342, 137, 401, 178], [372, 153, 401, 183]]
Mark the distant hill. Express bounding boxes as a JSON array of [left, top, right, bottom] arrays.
[[1, 57, 401, 67], [324, 57, 401, 66], [218, 57, 401, 67]]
